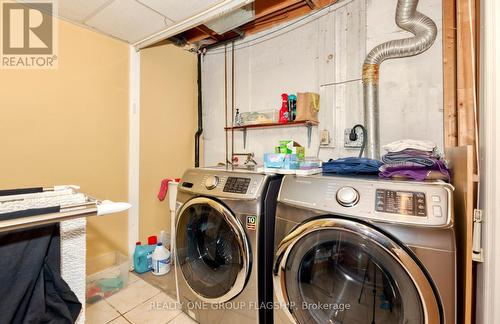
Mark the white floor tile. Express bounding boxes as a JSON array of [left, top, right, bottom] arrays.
[[86, 300, 120, 324], [108, 316, 131, 324], [124, 292, 181, 324], [106, 279, 160, 314], [128, 272, 140, 284], [168, 312, 198, 324]]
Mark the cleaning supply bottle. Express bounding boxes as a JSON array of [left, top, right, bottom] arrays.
[[148, 235, 157, 245], [133, 241, 156, 274], [159, 230, 167, 247], [288, 94, 297, 121], [279, 93, 289, 124], [151, 242, 171, 276], [235, 108, 243, 126]]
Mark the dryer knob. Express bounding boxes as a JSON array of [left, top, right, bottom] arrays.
[[205, 175, 219, 190], [336, 187, 359, 207]]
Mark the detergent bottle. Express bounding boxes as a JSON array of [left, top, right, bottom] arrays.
[[133, 235, 158, 274], [133, 241, 156, 274]]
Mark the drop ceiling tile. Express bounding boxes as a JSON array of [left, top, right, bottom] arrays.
[[58, 0, 112, 22], [85, 0, 168, 43], [137, 0, 224, 22]]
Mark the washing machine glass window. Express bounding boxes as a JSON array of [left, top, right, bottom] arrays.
[[176, 197, 250, 303], [274, 219, 441, 324]]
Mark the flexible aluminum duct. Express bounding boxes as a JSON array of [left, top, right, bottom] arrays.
[[363, 0, 437, 159]]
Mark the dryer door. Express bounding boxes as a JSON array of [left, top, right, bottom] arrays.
[[274, 218, 441, 324], [176, 197, 251, 303]]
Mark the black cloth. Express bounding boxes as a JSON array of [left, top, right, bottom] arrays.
[[0, 224, 82, 323]]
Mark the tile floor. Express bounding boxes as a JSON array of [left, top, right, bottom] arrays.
[[86, 273, 197, 324]]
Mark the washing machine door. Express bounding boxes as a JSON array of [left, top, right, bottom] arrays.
[[176, 197, 251, 303], [274, 218, 441, 324]]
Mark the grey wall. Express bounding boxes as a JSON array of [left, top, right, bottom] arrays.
[[201, 0, 444, 166]]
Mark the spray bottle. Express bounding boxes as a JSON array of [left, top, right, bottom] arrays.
[[279, 93, 289, 124]]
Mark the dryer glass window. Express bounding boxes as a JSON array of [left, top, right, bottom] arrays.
[[176, 202, 246, 299], [284, 228, 424, 323]]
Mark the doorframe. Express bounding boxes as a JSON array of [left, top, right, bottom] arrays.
[[128, 46, 140, 256], [476, 0, 500, 322]]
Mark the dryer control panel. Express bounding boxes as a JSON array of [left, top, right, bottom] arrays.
[[278, 174, 454, 227]]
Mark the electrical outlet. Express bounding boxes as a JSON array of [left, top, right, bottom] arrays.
[[344, 128, 364, 148]]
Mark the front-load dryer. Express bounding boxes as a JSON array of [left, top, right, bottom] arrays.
[[175, 167, 281, 324], [273, 174, 456, 324]]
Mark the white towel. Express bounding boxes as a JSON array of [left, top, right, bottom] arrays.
[[383, 139, 436, 153]]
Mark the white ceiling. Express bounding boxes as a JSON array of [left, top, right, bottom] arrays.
[[56, 0, 226, 44], [137, 0, 223, 22]]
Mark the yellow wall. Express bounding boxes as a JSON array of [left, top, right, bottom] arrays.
[[0, 19, 129, 260], [139, 44, 197, 242]]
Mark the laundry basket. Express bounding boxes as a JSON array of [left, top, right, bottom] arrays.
[[86, 251, 130, 304]]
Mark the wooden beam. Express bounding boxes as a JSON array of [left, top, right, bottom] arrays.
[[447, 146, 475, 324], [242, 0, 336, 37], [443, 0, 457, 148], [456, 0, 477, 149], [183, 28, 212, 43], [195, 25, 222, 41], [254, 0, 303, 19]]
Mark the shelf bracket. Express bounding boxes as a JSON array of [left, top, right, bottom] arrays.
[[307, 123, 312, 148]]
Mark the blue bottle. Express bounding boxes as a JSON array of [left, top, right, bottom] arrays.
[[288, 94, 297, 121], [133, 242, 156, 274]]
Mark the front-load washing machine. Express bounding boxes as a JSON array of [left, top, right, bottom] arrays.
[[273, 174, 455, 324], [175, 167, 281, 324]]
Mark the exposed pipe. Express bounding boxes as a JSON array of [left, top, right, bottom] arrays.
[[224, 45, 229, 165], [231, 41, 235, 167], [363, 0, 437, 159], [195, 53, 203, 167]]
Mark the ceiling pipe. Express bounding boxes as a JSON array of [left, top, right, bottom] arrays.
[[363, 0, 437, 159]]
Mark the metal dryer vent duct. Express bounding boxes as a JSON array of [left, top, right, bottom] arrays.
[[363, 0, 437, 159]]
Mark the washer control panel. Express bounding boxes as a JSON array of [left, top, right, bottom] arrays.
[[375, 189, 426, 217], [223, 177, 251, 194]]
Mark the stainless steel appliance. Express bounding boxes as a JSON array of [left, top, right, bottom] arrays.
[[273, 174, 456, 324], [175, 167, 281, 324]]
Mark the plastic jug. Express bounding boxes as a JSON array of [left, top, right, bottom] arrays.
[[133, 242, 156, 274], [152, 242, 171, 276]]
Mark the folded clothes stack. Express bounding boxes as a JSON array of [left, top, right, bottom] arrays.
[[323, 157, 383, 175], [379, 139, 450, 182]]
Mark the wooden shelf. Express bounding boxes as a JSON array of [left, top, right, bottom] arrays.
[[224, 120, 318, 131], [224, 120, 318, 149]]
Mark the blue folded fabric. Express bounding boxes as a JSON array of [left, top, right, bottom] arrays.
[[322, 157, 383, 174]]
